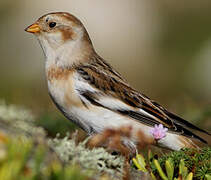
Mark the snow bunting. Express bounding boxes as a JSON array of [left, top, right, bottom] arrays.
[[25, 12, 210, 150]]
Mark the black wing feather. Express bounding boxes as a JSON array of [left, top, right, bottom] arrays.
[[164, 110, 211, 136]]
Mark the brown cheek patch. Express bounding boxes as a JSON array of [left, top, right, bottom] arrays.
[[61, 28, 77, 42], [47, 66, 73, 81]]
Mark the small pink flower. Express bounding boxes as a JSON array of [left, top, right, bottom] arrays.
[[150, 124, 168, 140]]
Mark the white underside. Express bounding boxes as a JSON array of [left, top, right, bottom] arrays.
[[67, 105, 186, 150]]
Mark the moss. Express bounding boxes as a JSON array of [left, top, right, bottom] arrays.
[[0, 135, 90, 180], [48, 135, 124, 179], [0, 100, 125, 179], [150, 147, 211, 179]]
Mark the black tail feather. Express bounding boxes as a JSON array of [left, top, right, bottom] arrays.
[[178, 125, 208, 144], [165, 110, 211, 136]]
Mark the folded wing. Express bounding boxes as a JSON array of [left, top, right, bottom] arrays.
[[75, 59, 209, 143]]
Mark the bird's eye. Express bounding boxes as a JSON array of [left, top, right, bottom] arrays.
[[49, 22, 56, 28]]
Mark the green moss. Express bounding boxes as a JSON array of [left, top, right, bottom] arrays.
[[151, 147, 211, 179]]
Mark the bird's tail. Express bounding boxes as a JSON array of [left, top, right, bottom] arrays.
[[177, 135, 200, 149], [158, 133, 200, 150]]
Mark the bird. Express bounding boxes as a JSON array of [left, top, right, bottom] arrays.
[[25, 12, 210, 151]]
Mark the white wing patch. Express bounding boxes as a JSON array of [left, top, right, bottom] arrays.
[[95, 96, 131, 110], [74, 73, 97, 93], [74, 72, 159, 121]]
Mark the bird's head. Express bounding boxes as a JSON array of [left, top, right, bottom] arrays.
[[25, 12, 94, 66]]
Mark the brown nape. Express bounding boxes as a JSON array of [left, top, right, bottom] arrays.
[[82, 28, 93, 45]]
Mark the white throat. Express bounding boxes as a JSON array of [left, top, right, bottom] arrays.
[[37, 31, 92, 69]]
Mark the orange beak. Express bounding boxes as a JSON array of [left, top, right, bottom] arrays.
[[25, 23, 41, 33]]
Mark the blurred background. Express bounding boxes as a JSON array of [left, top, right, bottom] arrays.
[[0, 0, 211, 140]]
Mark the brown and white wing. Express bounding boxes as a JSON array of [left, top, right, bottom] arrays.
[[74, 63, 210, 144]]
